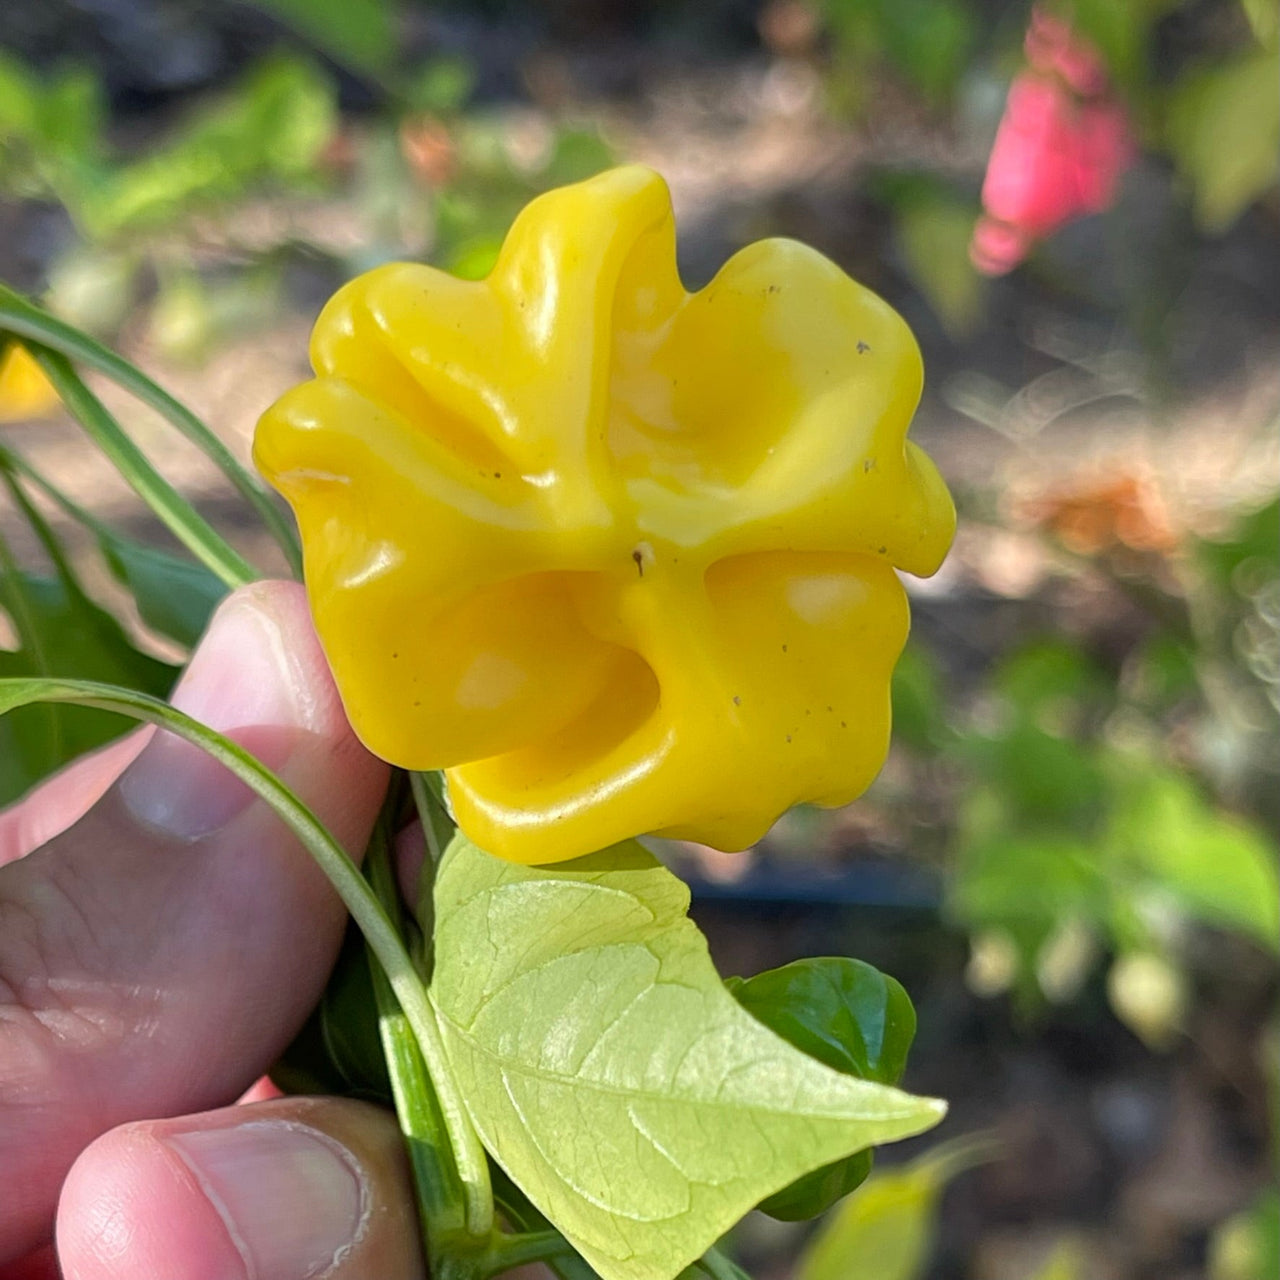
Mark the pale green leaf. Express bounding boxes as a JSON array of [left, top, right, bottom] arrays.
[[1240, 0, 1279, 49], [1167, 50, 1280, 232], [1029, 1239, 1086, 1280], [797, 1138, 992, 1280], [430, 836, 946, 1280], [894, 195, 984, 337]]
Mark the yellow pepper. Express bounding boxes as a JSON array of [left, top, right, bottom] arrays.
[[255, 165, 955, 864], [0, 342, 60, 423]]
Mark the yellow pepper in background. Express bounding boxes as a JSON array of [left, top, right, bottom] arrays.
[[0, 342, 60, 423], [255, 165, 955, 864]]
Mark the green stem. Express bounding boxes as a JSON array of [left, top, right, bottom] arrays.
[[410, 769, 454, 867], [691, 1246, 752, 1280], [0, 441, 116, 543], [365, 807, 472, 1266], [0, 526, 63, 757], [0, 289, 302, 575], [28, 346, 256, 588], [476, 1230, 582, 1278], [491, 1171, 600, 1280]]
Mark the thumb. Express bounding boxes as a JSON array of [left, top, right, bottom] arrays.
[[0, 581, 389, 1261]]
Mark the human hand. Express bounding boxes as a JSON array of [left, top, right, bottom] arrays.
[[0, 582, 427, 1280]]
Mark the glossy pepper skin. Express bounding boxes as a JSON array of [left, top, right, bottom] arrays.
[[254, 165, 955, 864]]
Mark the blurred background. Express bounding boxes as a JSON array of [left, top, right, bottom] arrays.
[[0, 2, 1276, 1278]]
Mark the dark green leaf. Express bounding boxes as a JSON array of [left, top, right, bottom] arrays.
[[728, 958, 917, 1084], [101, 536, 227, 648], [729, 957, 917, 1220], [0, 568, 176, 803], [271, 917, 393, 1102]]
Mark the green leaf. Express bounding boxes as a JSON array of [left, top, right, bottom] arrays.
[[406, 57, 476, 115], [0, 568, 174, 802], [894, 193, 984, 338], [544, 128, 617, 186], [823, 0, 976, 102], [0, 51, 40, 140], [797, 1139, 992, 1280], [34, 66, 105, 167], [1167, 50, 1280, 232], [271, 917, 393, 1101], [950, 824, 1111, 996], [729, 958, 917, 1220], [0, 476, 176, 802], [1195, 498, 1279, 589], [1063, 0, 1177, 91], [891, 642, 950, 752], [728, 957, 916, 1086], [1240, 0, 1279, 48], [430, 836, 946, 1280], [969, 723, 1106, 828], [994, 641, 1108, 718], [100, 537, 226, 648]]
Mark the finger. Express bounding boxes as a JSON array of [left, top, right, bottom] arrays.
[[56, 1097, 425, 1280], [0, 582, 389, 1260], [0, 731, 149, 868]]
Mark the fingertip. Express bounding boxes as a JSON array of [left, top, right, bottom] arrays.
[[57, 1126, 245, 1280], [56, 1101, 424, 1280]]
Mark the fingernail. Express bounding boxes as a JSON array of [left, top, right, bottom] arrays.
[[119, 590, 310, 839], [166, 1121, 367, 1280]]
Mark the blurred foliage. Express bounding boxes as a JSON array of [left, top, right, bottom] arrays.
[[819, 0, 978, 106], [806, 0, 1279, 338], [887, 493, 1280, 1039], [1209, 1189, 1280, 1280], [0, 4, 615, 355]]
